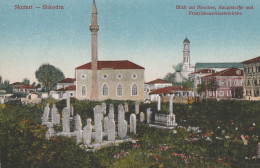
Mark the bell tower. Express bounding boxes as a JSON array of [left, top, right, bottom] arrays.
[[90, 0, 99, 100], [182, 37, 190, 71]]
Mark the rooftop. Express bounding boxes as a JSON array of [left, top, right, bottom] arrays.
[[189, 69, 216, 75], [195, 62, 243, 69], [203, 68, 243, 78], [242, 56, 260, 64], [57, 85, 76, 91], [76, 60, 144, 70], [146, 78, 172, 84], [57, 78, 75, 84]]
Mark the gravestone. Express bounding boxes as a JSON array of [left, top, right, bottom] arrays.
[[75, 114, 82, 143], [169, 94, 174, 114], [42, 104, 50, 124], [104, 104, 115, 134], [66, 94, 70, 108], [70, 106, 74, 116], [140, 112, 145, 122], [0, 97, 4, 104], [46, 123, 55, 140], [104, 116, 109, 134], [124, 102, 129, 112], [83, 118, 92, 145], [130, 113, 136, 134], [51, 104, 60, 125], [146, 108, 152, 124], [257, 143, 260, 158], [94, 105, 105, 143], [102, 102, 106, 112], [107, 108, 116, 141], [157, 95, 161, 111], [118, 104, 127, 139], [62, 107, 70, 132], [135, 101, 139, 114]]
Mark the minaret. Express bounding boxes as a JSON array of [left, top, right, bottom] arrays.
[[89, 0, 99, 100]]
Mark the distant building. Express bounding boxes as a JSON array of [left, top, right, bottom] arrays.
[[195, 62, 243, 72], [21, 93, 42, 105], [10, 82, 23, 91], [188, 69, 216, 96], [180, 37, 195, 80], [145, 78, 172, 101], [75, 1, 145, 101], [201, 68, 243, 99], [13, 85, 37, 94], [56, 85, 76, 98], [149, 86, 193, 101], [57, 78, 75, 90], [242, 56, 260, 100]]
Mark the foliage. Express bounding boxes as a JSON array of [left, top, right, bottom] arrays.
[[22, 78, 30, 85], [173, 63, 183, 72], [163, 72, 176, 84], [1, 99, 259, 167], [35, 63, 65, 92], [32, 82, 36, 86]]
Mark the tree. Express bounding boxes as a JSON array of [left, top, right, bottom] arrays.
[[35, 64, 65, 92], [172, 63, 183, 72], [163, 73, 176, 84], [22, 78, 30, 85], [2, 80, 12, 93], [32, 82, 36, 86], [197, 82, 206, 96]]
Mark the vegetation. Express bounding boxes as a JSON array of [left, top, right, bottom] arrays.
[[35, 63, 65, 92], [163, 62, 194, 89], [22, 78, 30, 85], [0, 99, 259, 167]]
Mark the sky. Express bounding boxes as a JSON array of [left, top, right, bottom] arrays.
[[0, 0, 259, 83]]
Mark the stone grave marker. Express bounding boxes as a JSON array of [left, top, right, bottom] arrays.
[[51, 104, 60, 125], [75, 114, 82, 143], [62, 107, 70, 132], [42, 104, 50, 124], [118, 104, 127, 139], [140, 112, 145, 122], [130, 113, 136, 134], [83, 118, 92, 145]]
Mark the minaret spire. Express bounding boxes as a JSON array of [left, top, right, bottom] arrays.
[[90, 0, 99, 100]]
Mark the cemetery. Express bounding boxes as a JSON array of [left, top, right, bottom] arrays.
[[0, 98, 259, 167]]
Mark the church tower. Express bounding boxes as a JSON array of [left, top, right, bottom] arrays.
[[181, 37, 194, 79], [182, 37, 190, 71], [89, 0, 99, 100]]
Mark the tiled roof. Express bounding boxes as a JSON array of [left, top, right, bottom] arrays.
[[149, 86, 190, 94], [242, 56, 260, 64], [75, 60, 144, 70], [195, 62, 243, 69], [203, 68, 243, 78], [146, 78, 172, 84], [11, 82, 23, 85], [149, 88, 173, 94], [19, 85, 36, 89], [57, 78, 75, 84], [164, 86, 189, 91], [57, 85, 76, 91], [189, 69, 216, 75]]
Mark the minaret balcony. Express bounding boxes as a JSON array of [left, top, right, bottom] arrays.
[[89, 25, 99, 31]]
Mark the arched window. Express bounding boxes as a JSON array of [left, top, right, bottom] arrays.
[[131, 84, 138, 96], [81, 86, 86, 96], [184, 44, 188, 50], [103, 84, 108, 96], [117, 84, 122, 96]]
